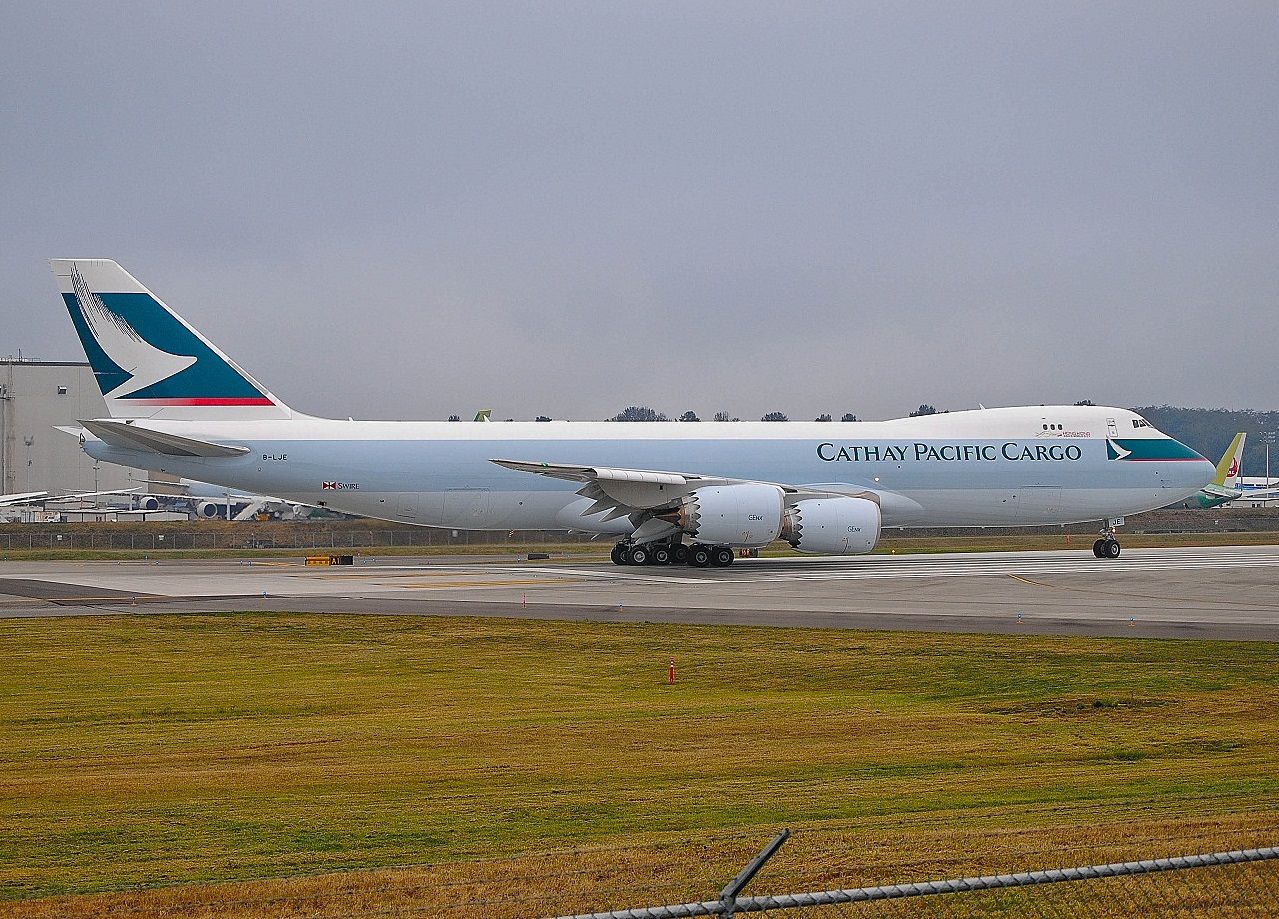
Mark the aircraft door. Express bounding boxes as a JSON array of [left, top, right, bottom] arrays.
[[1107, 418, 1119, 438], [395, 495, 418, 520], [1011, 486, 1064, 519], [443, 488, 492, 527]]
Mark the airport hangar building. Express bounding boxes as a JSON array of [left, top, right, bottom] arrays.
[[0, 358, 133, 496]]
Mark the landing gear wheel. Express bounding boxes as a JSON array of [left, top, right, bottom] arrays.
[[711, 546, 736, 567], [611, 544, 627, 566], [650, 545, 672, 565], [629, 545, 650, 566], [688, 544, 712, 568], [1093, 537, 1120, 559], [673, 544, 690, 565]]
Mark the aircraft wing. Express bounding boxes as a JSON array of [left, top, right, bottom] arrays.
[[492, 458, 730, 521], [0, 490, 49, 507], [44, 488, 141, 503], [491, 458, 873, 524], [0, 487, 140, 508], [492, 458, 721, 488]]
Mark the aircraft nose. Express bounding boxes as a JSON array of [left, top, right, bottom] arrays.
[[1181, 444, 1215, 488]]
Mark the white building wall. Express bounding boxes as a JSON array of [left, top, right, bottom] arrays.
[[0, 361, 132, 495]]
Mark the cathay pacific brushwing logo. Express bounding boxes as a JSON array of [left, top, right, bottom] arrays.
[[70, 266, 196, 399], [1106, 439, 1132, 460], [1106, 438, 1203, 461]]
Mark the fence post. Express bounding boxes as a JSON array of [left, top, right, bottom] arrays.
[[719, 829, 789, 918]]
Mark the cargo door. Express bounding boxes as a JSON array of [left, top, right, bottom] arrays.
[[443, 488, 491, 527], [395, 494, 418, 520], [1012, 486, 1064, 519]]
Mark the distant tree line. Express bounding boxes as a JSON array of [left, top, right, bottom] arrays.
[[611, 406, 669, 422], [1132, 406, 1279, 474], [605, 407, 867, 422]]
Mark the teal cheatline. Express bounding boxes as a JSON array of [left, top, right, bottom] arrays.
[[1107, 438, 1204, 461]]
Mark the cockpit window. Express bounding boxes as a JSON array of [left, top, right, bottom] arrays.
[[1132, 418, 1152, 429]]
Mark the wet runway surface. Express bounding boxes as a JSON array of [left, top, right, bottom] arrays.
[[2, 546, 1278, 640]]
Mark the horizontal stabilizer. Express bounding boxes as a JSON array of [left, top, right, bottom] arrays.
[[81, 419, 250, 457]]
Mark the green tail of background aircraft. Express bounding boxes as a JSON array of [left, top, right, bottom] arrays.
[[1192, 433, 1247, 508]]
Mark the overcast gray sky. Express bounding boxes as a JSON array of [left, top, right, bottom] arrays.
[[3, 2, 1276, 421]]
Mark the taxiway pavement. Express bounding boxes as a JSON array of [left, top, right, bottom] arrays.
[[1, 545, 1277, 639]]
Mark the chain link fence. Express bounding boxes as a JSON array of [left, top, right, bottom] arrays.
[[548, 833, 1279, 919], [9, 823, 1278, 918], [4, 506, 1279, 554], [0, 525, 599, 552]]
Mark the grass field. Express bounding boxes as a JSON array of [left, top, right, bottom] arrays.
[[2, 614, 1278, 917]]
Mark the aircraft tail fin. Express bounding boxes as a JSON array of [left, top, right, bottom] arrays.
[[1214, 433, 1246, 488], [50, 259, 295, 421]]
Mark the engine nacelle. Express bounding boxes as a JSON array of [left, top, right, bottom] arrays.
[[672, 482, 784, 547], [194, 500, 221, 519], [781, 496, 880, 554], [138, 496, 160, 511]]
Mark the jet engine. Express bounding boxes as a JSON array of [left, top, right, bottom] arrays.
[[781, 496, 880, 554], [138, 496, 160, 511], [661, 482, 785, 547], [194, 500, 222, 519]]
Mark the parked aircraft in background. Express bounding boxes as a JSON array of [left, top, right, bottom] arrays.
[[1191, 434, 1249, 508], [127, 479, 318, 520], [0, 491, 49, 507], [0, 488, 137, 509], [1190, 433, 1279, 508], [51, 259, 1214, 566]]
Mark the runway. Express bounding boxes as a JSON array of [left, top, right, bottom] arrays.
[[1, 545, 1278, 640]]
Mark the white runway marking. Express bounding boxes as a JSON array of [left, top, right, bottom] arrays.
[[362, 564, 718, 584], [730, 548, 1279, 582]]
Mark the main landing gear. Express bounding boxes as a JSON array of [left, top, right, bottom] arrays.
[[611, 540, 736, 567], [1092, 518, 1124, 559]]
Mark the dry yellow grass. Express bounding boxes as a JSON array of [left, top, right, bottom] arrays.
[[6, 816, 1278, 917], [2, 615, 1277, 916]]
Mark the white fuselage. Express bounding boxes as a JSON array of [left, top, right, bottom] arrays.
[[82, 405, 1213, 535]]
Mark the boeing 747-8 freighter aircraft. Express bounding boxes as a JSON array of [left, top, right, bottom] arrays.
[[51, 259, 1214, 566]]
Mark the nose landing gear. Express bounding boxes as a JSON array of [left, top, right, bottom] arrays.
[[1093, 537, 1121, 559], [1092, 518, 1124, 559]]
